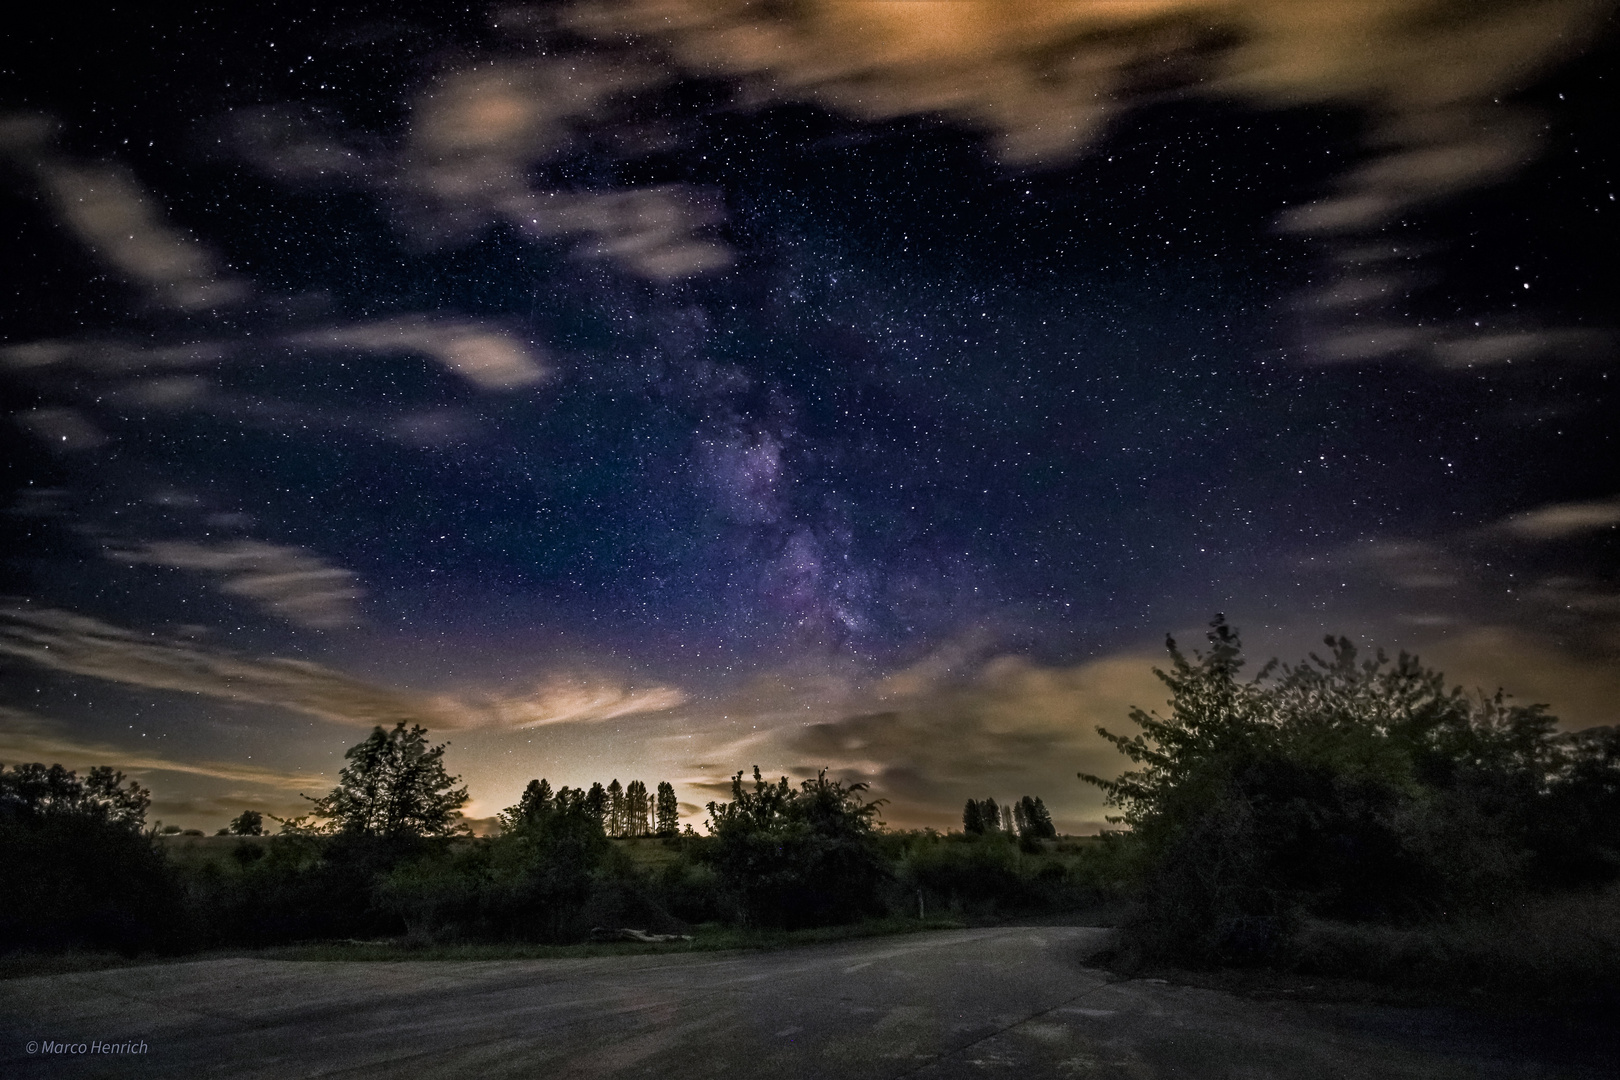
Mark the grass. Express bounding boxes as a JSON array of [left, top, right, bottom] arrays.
[[1283, 884, 1620, 1011], [0, 917, 972, 979], [262, 916, 971, 963], [1096, 883, 1620, 1018]]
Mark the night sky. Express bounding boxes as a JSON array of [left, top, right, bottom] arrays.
[[2, 1, 1618, 833]]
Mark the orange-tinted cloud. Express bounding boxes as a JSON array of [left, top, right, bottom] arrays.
[[291, 317, 550, 392], [436, 678, 688, 728], [572, 0, 1611, 166]]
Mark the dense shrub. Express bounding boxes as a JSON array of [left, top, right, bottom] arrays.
[[1082, 617, 1620, 966], [0, 763, 182, 954], [703, 768, 888, 928]]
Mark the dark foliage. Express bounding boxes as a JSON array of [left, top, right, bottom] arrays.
[[703, 767, 888, 928], [655, 780, 680, 837], [0, 762, 180, 954], [227, 809, 264, 836], [307, 723, 469, 837], [1082, 617, 1620, 965]]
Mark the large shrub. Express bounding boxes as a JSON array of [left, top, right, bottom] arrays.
[[704, 767, 887, 928], [1082, 617, 1620, 964], [0, 763, 181, 954]]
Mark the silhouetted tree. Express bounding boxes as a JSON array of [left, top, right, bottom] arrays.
[[1031, 796, 1056, 839], [492, 777, 610, 940], [0, 762, 178, 952], [655, 781, 679, 836], [963, 799, 985, 834], [307, 723, 468, 837], [499, 779, 554, 832], [1, 763, 150, 828], [606, 779, 625, 835], [228, 810, 264, 836], [625, 780, 649, 837], [1081, 615, 1617, 962], [584, 782, 608, 828], [1015, 796, 1056, 840], [980, 798, 1001, 833]]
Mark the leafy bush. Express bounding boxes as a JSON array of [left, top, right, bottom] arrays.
[[1082, 617, 1620, 966], [703, 767, 888, 928], [0, 763, 181, 954]]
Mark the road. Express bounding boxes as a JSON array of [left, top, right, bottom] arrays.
[[0, 927, 1606, 1078]]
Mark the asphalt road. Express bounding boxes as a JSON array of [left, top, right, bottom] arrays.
[[0, 927, 1606, 1078]]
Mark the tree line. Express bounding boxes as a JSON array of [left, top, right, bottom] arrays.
[[962, 795, 1056, 840], [259, 721, 685, 841], [4, 616, 1617, 1009], [502, 776, 683, 838]]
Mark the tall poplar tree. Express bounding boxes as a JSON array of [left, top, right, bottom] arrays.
[[606, 779, 625, 836], [655, 781, 679, 836], [625, 780, 649, 836]]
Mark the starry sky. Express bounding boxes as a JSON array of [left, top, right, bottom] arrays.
[[2, 0, 1618, 834]]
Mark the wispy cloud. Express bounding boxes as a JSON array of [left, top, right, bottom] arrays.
[[0, 114, 248, 310], [107, 540, 364, 629], [232, 57, 733, 279], [0, 605, 447, 728], [291, 317, 549, 391], [571, 0, 1610, 169], [0, 706, 326, 790], [567, 0, 1612, 368], [497, 186, 732, 280], [0, 604, 687, 736], [0, 336, 227, 375], [1495, 497, 1620, 541], [651, 646, 1163, 833], [15, 407, 107, 451], [442, 678, 688, 728], [787, 651, 1164, 831]]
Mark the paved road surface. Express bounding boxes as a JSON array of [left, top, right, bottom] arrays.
[[0, 927, 1606, 1078]]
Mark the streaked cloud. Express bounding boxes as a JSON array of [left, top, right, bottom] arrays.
[[0, 706, 326, 791], [655, 645, 1165, 833], [0, 604, 685, 738], [571, 0, 1609, 168], [0, 114, 248, 310], [15, 407, 107, 451], [0, 605, 448, 728], [566, 0, 1611, 369], [107, 540, 364, 629], [499, 185, 733, 280], [787, 651, 1164, 832], [1496, 497, 1620, 541], [443, 678, 689, 729], [291, 317, 548, 391], [0, 336, 227, 375], [231, 56, 734, 278], [1432, 329, 1613, 369]]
